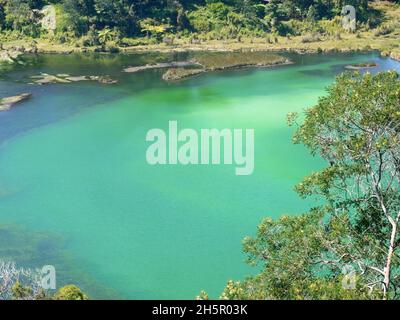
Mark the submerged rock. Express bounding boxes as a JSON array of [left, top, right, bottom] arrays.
[[31, 73, 118, 85], [31, 73, 71, 84], [65, 76, 91, 82], [96, 76, 118, 84], [162, 68, 205, 81], [123, 61, 202, 73], [161, 52, 292, 81], [345, 62, 378, 70], [0, 93, 32, 111]]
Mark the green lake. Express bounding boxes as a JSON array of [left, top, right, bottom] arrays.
[[0, 51, 399, 299]]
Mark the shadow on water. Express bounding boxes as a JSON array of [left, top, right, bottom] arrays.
[[0, 223, 120, 299]]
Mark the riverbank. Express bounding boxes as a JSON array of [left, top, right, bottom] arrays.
[[1, 36, 399, 62], [1, 2, 399, 66], [2, 28, 399, 64]]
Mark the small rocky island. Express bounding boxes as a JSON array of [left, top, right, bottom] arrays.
[[0, 93, 32, 111], [345, 62, 378, 70], [124, 52, 292, 81], [162, 68, 205, 81], [0, 44, 38, 65], [0, 49, 23, 64], [123, 61, 202, 73]]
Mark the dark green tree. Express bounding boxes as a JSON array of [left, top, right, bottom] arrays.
[[210, 71, 400, 300]]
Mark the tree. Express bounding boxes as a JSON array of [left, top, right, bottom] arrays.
[[291, 71, 400, 298], [4, 0, 43, 36], [12, 281, 33, 300], [1, 260, 88, 300], [307, 5, 317, 22], [211, 209, 377, 300], [53, 285, 89, 300], [214, 71, 400, 300], [139, 18, 170, 39], [0, 261, 42, 300], [0, 0, 6, 29], [93, 0, 136, 35], [57, 0, 97, 36], [97, 27, 112, 44]]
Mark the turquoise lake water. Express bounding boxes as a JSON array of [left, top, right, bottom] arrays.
[[0, 52, 399, 299]]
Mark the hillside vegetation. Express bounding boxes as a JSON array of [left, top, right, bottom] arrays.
[[0, 1, 399, 56]]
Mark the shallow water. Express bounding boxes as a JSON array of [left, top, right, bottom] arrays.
[[0, 51, 398, 299]]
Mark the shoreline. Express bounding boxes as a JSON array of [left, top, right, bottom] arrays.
[[1, 37, 399, 64], [1, 1, 399, 63]]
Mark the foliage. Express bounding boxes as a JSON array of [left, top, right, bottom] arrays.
[[0, 0, 387, 40], [1, 260, 88, 300], [0, 261, 43, 300], [187, 2, 262, 38], [2, 0, 43, 36], [53, 285, 89, 300], [12, 281, 34, 300], [291, 71, 400, 298], [139, 18, 170, 39], [195, 290, 209, 300], [212, 71, 400, 300]]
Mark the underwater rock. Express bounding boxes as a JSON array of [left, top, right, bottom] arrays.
[[345, 62, 378, 70], [31, 73, 118, 85], [123, 61, 202, 73], [0, 93, 32, 111], [162, 68, 205, 81], [31, 73, 71, 84]]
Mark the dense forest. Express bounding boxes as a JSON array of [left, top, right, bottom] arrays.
[[0, 0, 396, 41]]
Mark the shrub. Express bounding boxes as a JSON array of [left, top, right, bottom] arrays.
[[374, 23, 396, 36], [53, 285, 88, 300], [301, 33, 321, 43]]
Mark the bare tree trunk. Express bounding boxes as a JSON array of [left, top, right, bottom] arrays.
[[383, 216, 399, 299]]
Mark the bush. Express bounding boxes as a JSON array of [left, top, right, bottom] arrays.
[[4, 0, 42, 37], [301, 33, 321, 43], [53, 30, 75, 44], [120, 37, 158, 47], [188, 2, 262, 37], [53, 285, 88, 300], [374, 23, 396, 36], [55, 4, 87, 37], [104, 41, 120, 53]]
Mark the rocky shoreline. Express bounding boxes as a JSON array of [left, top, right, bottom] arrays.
[[0, 43, 38, 64]]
